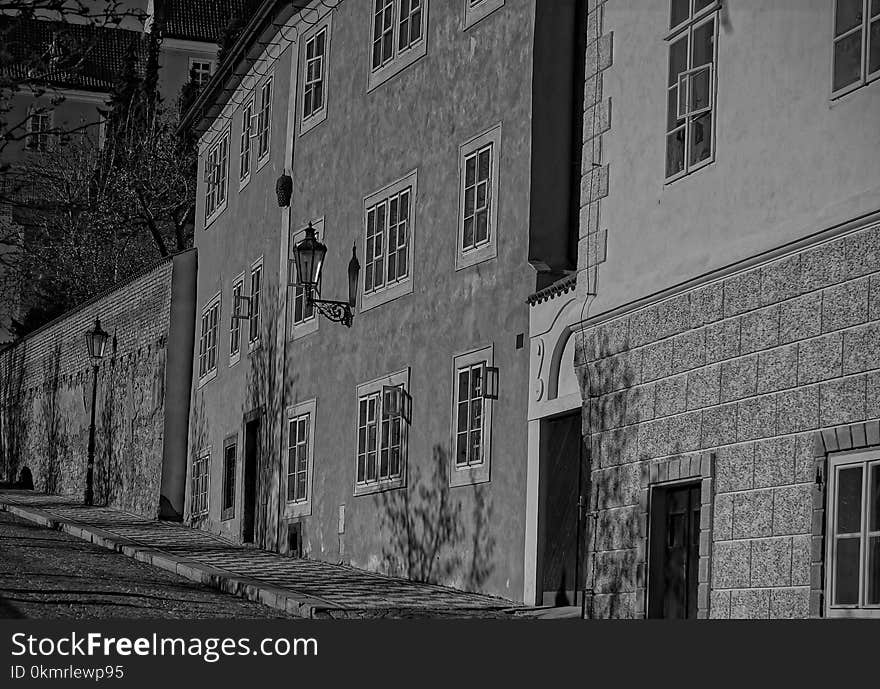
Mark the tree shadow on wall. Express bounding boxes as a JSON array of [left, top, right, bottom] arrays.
[[377, 444, 495, 592], [39, 342, 64, 495]]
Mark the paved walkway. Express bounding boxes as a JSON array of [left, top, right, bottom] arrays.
[[0, 490, 519, 619]]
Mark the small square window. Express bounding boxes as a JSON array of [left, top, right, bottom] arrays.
[[189, 59, 214, 89]]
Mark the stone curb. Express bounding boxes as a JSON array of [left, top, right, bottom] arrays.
[[0, 498, 523, 619], [0, 500, 339, 619]]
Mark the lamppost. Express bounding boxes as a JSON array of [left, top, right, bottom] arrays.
[[83, 317, 109, 506], [290, 223, 360, 327]]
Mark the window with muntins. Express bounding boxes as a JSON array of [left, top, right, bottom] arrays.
[[190, 59, 214, 88], [365, 188, 410, 293], [205, 130, 229, 221], [832, 0, 880, 96], [249, 260, 262, 345], [455, 363, 485, 468], [25, 109, 51, 152], [303, 28, 327, 121], [356, 371, 409, 494], [369, 0, 428, 89], [239, 98, 254, 182], [825, 450, 880, 617], [191, 452, 209, 518], [257, 78, 272, 160], [198, 296, 220, 380], [230, 277, 244, 360], [287, 413, 310, 503], [665, 0, 718, 181], [293, 285, 314, 325]]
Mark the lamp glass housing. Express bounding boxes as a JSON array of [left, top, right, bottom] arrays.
[[84, 317, 109, 361], [292, 224, 326, 290], [482, 364, 499, 400]]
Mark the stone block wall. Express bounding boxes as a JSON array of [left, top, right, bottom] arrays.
[[574, 221, 880, 618], [0, 251, 194, 517]]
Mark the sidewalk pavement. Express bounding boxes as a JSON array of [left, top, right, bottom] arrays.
[[0, 490, 523, 619]]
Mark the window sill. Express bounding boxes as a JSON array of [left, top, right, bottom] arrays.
[[247, 340, 262, 355], [463, 0, 504, 30], [455, 243, 497, 271], [449, 461, 490, 488], [256, 152, 271, 174], [663, 155, 715, 187], [284, 500, 312, 519], [361, 278, 413, 313], [197, 369, 218, 389], [824, 608, 880, 619], [204, 203, 227, 231], [238, 173, 252, 193], [830, 73, 879, 102], [367, 41, 427, 93], [220, 508, 235, 522], [354, 477, 405, 497], [290, 316, 318, 341], [229, 352, 241, 367], [300, 108, 327, 137]]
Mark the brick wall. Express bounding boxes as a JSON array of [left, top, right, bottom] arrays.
[[574, 221, 880, 618], [0, 252, 189, 517]]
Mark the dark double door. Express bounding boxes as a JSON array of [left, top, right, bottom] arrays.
[[648, 483, 701, 619]]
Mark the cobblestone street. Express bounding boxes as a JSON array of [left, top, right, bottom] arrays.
[[0, 511, 294, 619], [0, 491, 519, 619]]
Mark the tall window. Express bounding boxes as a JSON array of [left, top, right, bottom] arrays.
[[832, 0, 880, 96], [257, 78, 272, 160], [455, 363, 485, 468], [825, 450, 880, 616], [189, 59, 214, 88], [230, 276, 244, 361], [287, 412, 310, 503], [665, 0, 718, 181], [191, 451, 210, 519], [293, 285, 314, 325], [355, 372, 409, 494], [457, 125, 500, 269], [303, 28, 327, 122], [198, 295, 221, 381], [249, 259, 262, 346], [25, 109, 51, 152], [205, 130, 230, 221], [450, 347, 494, 487], [369, 0, 428, 89], [221, 440, 236, 521], [239, 98, 254, 182], [365, 189, 410, 292]]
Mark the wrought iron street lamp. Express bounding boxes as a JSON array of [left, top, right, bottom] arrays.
[[83, 316, 109, 506], [290, 223, 360, 327]]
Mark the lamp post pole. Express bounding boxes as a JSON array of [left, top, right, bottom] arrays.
[[84, 361, 99, 506], [83, 316, 109, 507]]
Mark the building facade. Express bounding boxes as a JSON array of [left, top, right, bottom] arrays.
[[528, 0, 880, 617], [182, 0, 584, 602]]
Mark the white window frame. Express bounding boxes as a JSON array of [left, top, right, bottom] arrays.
[[289, 219, 321, 340], [190, 448, 211, 520], [450, 345, 494, 487], [664, 0, 719, 183], [239, 96, 255, 188], [256, 75, 273, 167], [354, 369, 410, 497], [830, 0, 880, 99], [824, 447, 880, 618], [198, 291, 221, 386], [25, 106, 52, 152], [285, 398, 317, 518], [248, 257, 263, 350], [189, 58, 215, 89], [463, 0, 504, 29], [300, 16, 332, 136], [361, 169, 417, 312], [229, 272, 245, 366], [368, 0, 429, 92], [204, 128, 230, 227], [456, 123, 501, 270]]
